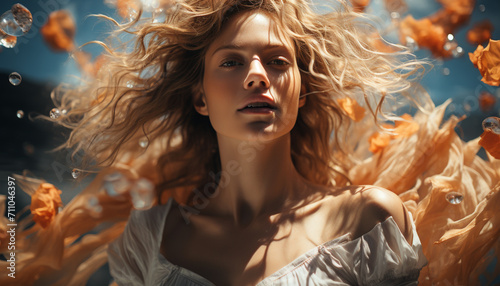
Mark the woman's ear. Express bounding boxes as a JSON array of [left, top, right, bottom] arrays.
[[193, 85, 209, 116], [299, 84, 307, 107]]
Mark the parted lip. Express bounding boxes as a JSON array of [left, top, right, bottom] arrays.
[[237, 96, 277, 111]]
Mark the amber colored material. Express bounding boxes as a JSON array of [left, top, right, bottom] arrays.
[[349, 102, 500, 285], [470, 39, 500, 86], [369, 130, 391, 153], [399, 0, 475, 58], [30, 183, 62, 228], [337, 97, 366, 122], [467, 20, 493, 45], [350, 0, 371, 12], [479, 128, 500, 159], [478, 91, 496, 112], [40, 10, 76, 52]]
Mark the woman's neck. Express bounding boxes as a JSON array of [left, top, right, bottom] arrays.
[[203, 133, 307, 226]]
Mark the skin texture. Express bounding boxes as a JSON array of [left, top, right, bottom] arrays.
[[161, 10, 413, 286]]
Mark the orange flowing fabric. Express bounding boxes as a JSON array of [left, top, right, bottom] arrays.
[[0, 102, 499, 285], [348, 100, 500, 285]]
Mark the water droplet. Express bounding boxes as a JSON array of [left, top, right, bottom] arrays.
[[103, 172, 130, 196], [390, 12, 400, 19], [16, 110, 24, 118], [130, 178, 155, 210], [0, 31, 16, 48], [405, 36, 418, 51], [126, 80, 134, 88], [452, 46, 464, 58], [152, 8, 166, 23], [85, 195, 103, 218], [61, 109, 67, 115], [125, 8, 139, 22], [71, 168, 80, 179], [446, 192, 463, 204], [139, 138, 148, 148], [442, 68, 450, 76], [479, 4, 486, 12], [0, 4, 33, 36], [482, 117, 500, 134], [8, 72, 21, 85], [50, 108, 61, 119], [444, 34, 457, 52]]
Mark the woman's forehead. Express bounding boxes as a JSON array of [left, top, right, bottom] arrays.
[[207, 10, 295, 55]]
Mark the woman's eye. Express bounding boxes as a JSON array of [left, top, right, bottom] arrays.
[[269, 59, 289, 66], [220, 60, 241, 68]]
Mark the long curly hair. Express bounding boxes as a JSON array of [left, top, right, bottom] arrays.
[[51, 0, 428, 204]]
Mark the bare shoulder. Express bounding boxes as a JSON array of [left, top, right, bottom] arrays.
[[353, 186, 413, 243]]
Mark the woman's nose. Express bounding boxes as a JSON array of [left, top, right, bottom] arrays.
[[244, 59, 270, 89]]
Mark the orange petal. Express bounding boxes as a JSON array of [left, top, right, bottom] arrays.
[[350, 0, 371, 12], [478, 91, 496, 112], [467, 20, 493, 46], [393, 113, 419, 137], [469, 45, 484, 68], [30, 183, 63, 228], [369, 131, 391, 153], [40, 10, 76, 52], [478, 39, 500, 86], [399, 15, 449, 57], [478, 129, 500, 160], [337, 98, 366, 122], [115, 0, 140, 19]]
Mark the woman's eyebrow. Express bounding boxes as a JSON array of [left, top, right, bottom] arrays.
[[211, 43, 291, 56]]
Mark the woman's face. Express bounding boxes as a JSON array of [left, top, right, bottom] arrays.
[[199, 10, 304, 142]]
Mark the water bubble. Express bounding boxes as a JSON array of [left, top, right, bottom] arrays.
[[479, 4, 486, 12], [141, 0, 161, 11], [452, 46, 464, 58], [139, 138, 149, 148], [390, 12, 400, 20], [482, 117, 500, 134], [61, 109, 67, 115], [446, 192, 463, 205], [103, 172, 130, 196], [16, 110, 24, 118], [8, 72, 21, 85], [130, 178, 155, 210], [0, 4, 33, 36], [442, 68, 450, 76], [50, 108, 61, 119], [71, 168, 80, 179], [444, 34, 458, 52], [152, 8, 166, 23], [405, 36, 418, 52], [126, 80, 134, 88], [0, 31, 16, 48], [85, 195, 103, 218]]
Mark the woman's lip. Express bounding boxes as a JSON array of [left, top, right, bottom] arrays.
[[238, 107, 276, 114]]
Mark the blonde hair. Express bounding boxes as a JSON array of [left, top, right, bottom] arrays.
[[51, 0, 428, 204]]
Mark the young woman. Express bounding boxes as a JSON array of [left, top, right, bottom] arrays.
[[10, 0, 500, 285], [97, 1, 427, 285]]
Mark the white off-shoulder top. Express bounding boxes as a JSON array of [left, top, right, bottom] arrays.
[[108, 199, 427, 285]]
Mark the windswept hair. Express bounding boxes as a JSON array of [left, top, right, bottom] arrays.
[[51, 0, 428, 204]]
